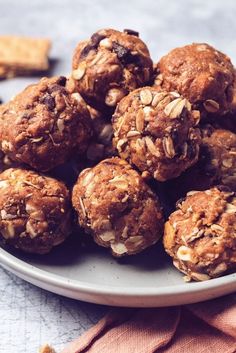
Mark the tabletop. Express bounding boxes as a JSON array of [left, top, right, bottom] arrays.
[[1, 0, 236, 352]]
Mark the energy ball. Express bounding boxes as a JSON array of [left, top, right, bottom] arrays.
[[112, 87, 201, 181], [164, 187, 236, 281], [163, 125, 236, 206], [86, 104, 116, 163], [0, 76, 92, 172], [67, 99, 116, 166], [199, 125, 236, 189], [72, 157, 164, 257], [0, 168, 72, 254], [71, 28, 153, 112], [154, 43, 235, 119]]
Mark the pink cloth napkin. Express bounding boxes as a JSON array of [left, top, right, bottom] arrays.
[[60, 294, 236, 353]]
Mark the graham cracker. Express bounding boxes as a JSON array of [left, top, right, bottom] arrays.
[[0, 35, 51, 78]]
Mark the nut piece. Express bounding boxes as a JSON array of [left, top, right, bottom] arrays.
[[163, 187, 236, 281], [176, 245, 193, 262], [72, 157, 164, 257], [0, 168, 72, 254], [71, 28, 153, 112], [112, 87, 201, 181], [0, 76, 92, 172], [155, 43, 235, 120]]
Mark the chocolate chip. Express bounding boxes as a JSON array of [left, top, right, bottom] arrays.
[[123, 29, 139, 37], [80, 33, 106, 59], [57, 76, 67, 86], [41, 95, 55, 110], [112, 42, 140, 66]]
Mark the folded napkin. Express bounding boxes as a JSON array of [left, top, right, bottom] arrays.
[[59, 294, 236, 353]]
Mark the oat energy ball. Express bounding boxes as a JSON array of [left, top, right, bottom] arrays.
[[112, 87, 201, 181], [86, 104, 116, 163], [155, 43, 235, 119], [0, 76, 92, 172], [199, 125, 236, 189], [71, 28, 153, 112], [0, 168, 72, 254], [164, 125, 236, 203], [72, 157, 164, 257], [164, 187, 236, 281]]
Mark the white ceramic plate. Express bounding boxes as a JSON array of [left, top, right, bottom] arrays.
[[0, 235, 235, 307]]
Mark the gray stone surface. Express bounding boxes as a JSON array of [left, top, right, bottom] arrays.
[[0, 0, 236, 352], [0, 268, 106, 352]]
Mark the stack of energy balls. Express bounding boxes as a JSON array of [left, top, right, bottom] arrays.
[[0, 29, 236, 282]]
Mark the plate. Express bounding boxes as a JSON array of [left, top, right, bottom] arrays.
[[0, 235, 235, 307]]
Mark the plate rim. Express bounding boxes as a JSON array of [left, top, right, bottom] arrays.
[[1, 246, 236, 299]]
